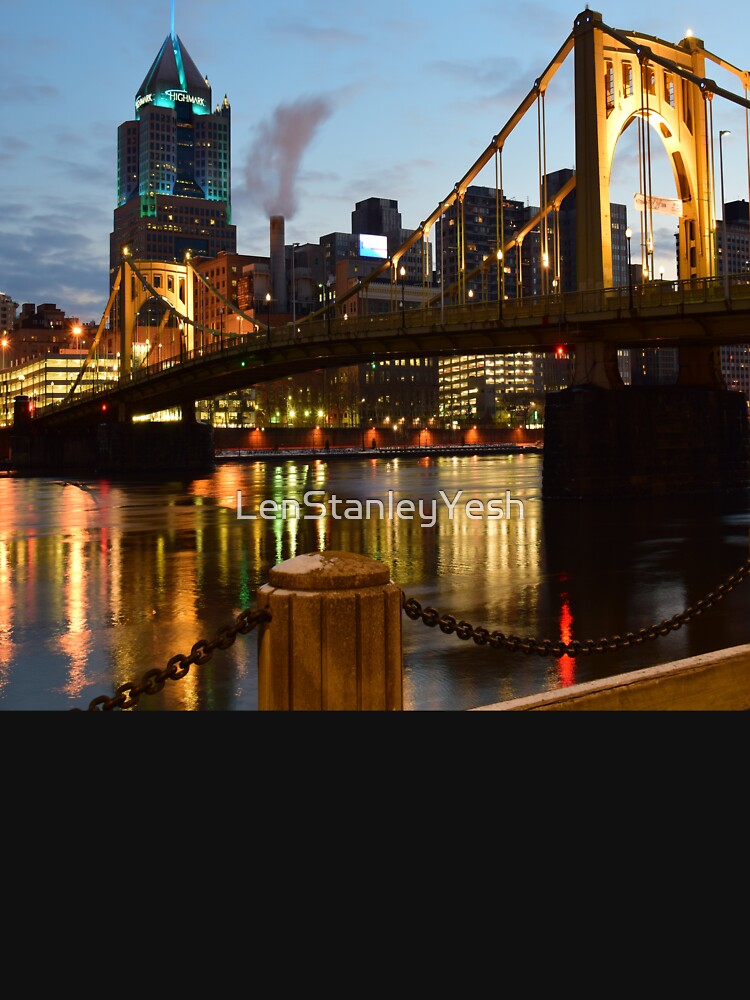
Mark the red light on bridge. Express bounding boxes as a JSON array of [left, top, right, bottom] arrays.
[[555, 345, 566, 358], [101, 403, 108, 412]]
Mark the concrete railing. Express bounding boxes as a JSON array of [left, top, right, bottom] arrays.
[[473, 646, 750, 711]]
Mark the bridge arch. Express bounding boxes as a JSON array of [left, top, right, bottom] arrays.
[[121, 257, 194, 373], [574, 9, 714, 289]]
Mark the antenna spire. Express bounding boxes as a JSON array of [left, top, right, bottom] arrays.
[[170, 0, 175, 38]]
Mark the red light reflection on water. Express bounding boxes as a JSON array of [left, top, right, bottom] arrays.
[[556, 591, 576, 686]]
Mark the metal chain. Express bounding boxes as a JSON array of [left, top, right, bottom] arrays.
[[402, 558, 750, 658], [74, 607, 272, 711]]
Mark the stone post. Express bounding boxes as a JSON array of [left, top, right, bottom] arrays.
[[257, 551, 403, 711]]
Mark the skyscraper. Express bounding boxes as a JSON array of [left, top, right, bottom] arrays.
[[109, 29, 237, 284]]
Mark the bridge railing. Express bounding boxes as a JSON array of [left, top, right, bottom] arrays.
[[27, 274, 750, 418]]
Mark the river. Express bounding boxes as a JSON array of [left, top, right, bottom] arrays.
[[2, 452, 750, 711]]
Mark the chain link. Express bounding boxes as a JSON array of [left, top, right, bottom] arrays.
[[402, 558, 750, 658], [74, 607, 271, 711]]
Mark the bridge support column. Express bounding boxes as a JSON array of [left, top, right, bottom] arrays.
[[676, 346, 726, 387], [571, 341, 624, 388], [543, 384, 749, 498]]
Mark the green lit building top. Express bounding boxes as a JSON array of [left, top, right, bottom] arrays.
[[109, 30, 236, 283]]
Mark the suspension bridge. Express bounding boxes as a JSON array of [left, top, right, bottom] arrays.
[[10, 8, 750, 495]]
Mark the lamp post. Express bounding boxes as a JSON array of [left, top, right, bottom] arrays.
[[625, 226, 633, 310], [440, 207, 446, 324], [497, 249, 504, 323], [326, 280, 332, 337], [265, 292, 271, 344], [219, 308, 224, 351], [719, 129, 731, 300], [399, 264, 406, 329]]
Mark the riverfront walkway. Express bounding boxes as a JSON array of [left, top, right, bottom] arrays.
[[214, 443, 543, 462]]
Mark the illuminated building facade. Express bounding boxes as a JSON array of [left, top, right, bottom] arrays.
[[436, 179, 627, 425], [109, 31, 236, 283], [717, 201, 750, 403], [1, 353, 119, 427], [0, 293, 17, 336]]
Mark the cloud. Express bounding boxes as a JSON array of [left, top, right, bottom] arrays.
[[243, 96, 336, 219]]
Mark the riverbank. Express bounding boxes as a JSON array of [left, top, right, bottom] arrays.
[[215, 443, 542, 462]]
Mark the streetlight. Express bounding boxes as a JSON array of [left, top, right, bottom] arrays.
[[399, 264, 406, 329], [719, 129, 731, 300], [440, 206, 448, 324], [497, 249, 504, 323], [265, 292, 272, 344], [625, 226, 633, 310]]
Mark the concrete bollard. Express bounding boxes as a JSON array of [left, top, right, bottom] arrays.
[[257, 551, 403, 711]]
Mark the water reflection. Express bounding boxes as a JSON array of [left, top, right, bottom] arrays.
[[1, 455, 749, 710]]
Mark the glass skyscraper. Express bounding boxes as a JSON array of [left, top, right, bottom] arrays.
[[109, 31, 237, 284]]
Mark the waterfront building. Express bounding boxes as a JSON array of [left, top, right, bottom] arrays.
[[671, 199, 750, 400], [192, 250, 261, 339], [3, 304, 94, 366], [256, 198, 438, 430], [717, 201, 750, 403], [1, 351, 119, 427], [434, 177, 629, 425], [0, 303, 118, 426]]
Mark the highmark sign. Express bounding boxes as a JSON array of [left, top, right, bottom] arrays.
[[136, 90, 207, 111]]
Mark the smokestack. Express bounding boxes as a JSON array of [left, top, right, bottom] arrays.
[[270, 215, 287, 313]]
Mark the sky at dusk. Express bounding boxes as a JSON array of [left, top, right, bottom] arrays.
[[1, 0, 749, 322]]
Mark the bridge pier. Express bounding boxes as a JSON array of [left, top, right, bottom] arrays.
[[10, 416, 215, 475], [96, 421, 214, 474], [543, 383, 750, 499]]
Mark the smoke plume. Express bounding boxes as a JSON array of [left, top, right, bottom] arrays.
[[244, 96, 334, 219]]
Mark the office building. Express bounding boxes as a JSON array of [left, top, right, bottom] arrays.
[[109, 30, 236, 283], [434, 177, 630, 424]]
